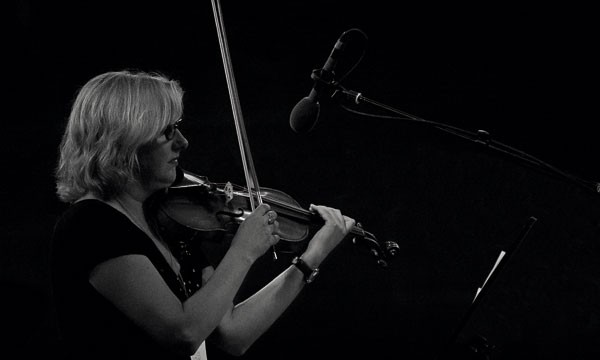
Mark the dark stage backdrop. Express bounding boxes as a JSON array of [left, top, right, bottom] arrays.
[[5, 1, 599, 359]]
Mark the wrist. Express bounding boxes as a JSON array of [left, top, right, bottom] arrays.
[[299, 246, 325, 269], [292, 256, 320, 284], [227, 243, 257, 266]]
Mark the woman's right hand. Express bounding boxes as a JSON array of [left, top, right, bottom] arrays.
[[229, 204, 280, 261]]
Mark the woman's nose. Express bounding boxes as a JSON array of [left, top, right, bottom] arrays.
[[174, 129, 189, 150]]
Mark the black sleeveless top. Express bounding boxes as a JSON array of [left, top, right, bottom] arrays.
[[51, 199, 211, 360]]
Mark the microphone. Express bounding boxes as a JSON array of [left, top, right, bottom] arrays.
[[289, 30, 352, 133]]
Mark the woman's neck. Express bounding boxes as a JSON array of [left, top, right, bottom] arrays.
[[113, 190, 149, 232]]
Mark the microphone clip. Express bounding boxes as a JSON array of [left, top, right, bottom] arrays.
[[310, 68, 364, 105], [310, 68, 340, 102]]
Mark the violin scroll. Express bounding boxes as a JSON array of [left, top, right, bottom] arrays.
[[351, 222, 399, 268]]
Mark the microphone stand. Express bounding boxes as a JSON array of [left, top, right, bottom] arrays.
[[304, 68, 599, 356], [436, 216, 537, 359], [309, 68, 600, 195]]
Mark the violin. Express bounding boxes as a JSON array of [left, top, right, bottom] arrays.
[[153, 168, 399, 268]]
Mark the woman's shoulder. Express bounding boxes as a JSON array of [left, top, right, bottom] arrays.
[[53, 198, 131, 241], [51, 198, 153, 269], [56, 198, 118, 226]]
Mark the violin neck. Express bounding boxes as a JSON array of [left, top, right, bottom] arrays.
[[265, 196, 374, 239]]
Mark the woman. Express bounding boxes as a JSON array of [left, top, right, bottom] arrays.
[[52, 70, 354, 360]]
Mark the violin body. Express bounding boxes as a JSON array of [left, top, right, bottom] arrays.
[[153, 169, 311, 253]]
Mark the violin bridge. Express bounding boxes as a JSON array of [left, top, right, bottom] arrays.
[[224, 182, 234, 204]]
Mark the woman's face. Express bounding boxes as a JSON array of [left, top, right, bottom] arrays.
[[137, 121, 188, 194]]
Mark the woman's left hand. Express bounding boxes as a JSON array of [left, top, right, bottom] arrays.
[[302, 204, 355, 266]]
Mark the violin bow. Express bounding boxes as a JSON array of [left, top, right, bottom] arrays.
[[211, 0, 277, 259]]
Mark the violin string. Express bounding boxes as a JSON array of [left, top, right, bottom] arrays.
[[214, 182, 367, 233], [211, 184, 313, 218]]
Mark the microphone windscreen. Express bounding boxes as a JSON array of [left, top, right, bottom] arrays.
[[289, 97, 320, 133]]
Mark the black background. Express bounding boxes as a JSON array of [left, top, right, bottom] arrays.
[[5, 1, 600, 359]]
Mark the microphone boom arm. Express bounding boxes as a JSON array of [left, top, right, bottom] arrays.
[[322, 78, 600, 195]]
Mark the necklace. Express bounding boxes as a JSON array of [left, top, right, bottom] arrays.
[[115, 197, 156, 241], [115, 197, 189, 297]]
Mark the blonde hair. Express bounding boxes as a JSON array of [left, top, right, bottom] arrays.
[[56, 70, 184, 202]]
